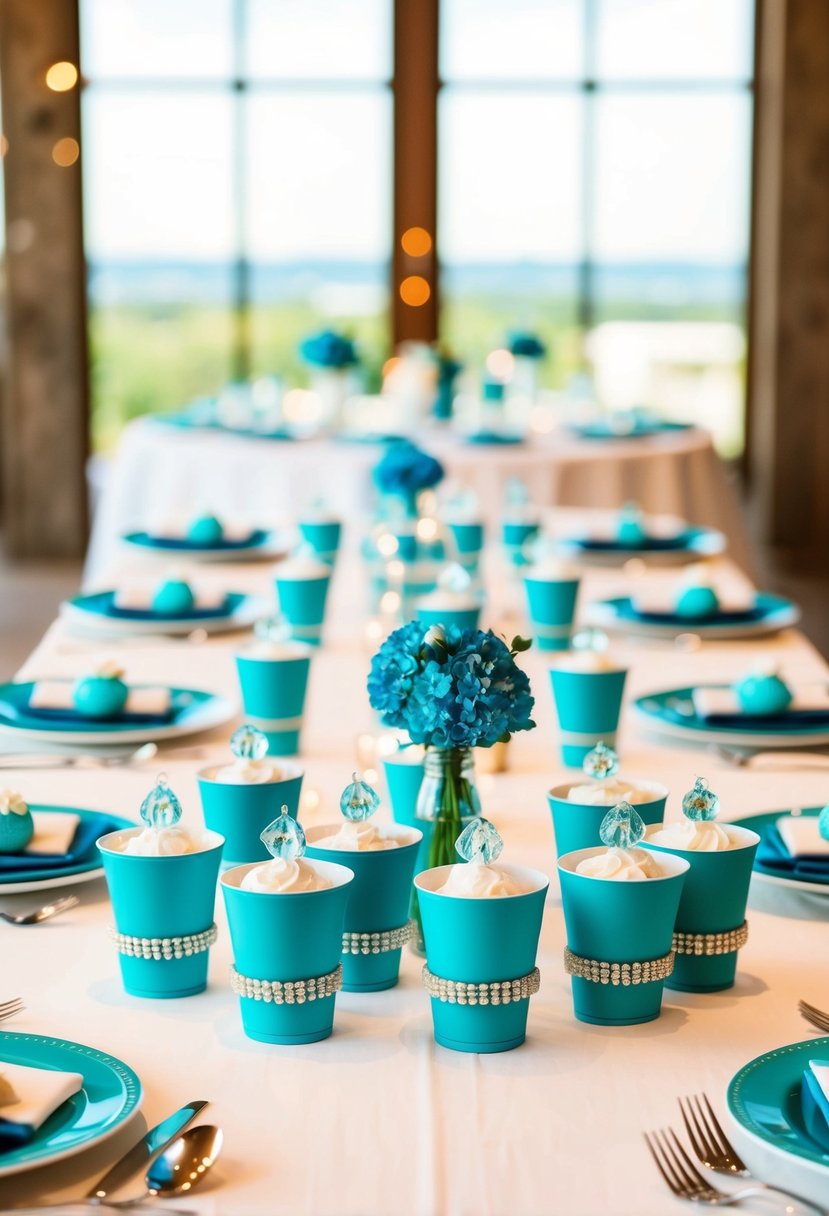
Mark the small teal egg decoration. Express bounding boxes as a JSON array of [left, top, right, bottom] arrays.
[[735, 670, 792, 716], [0, 791, 34, 854], [72, 665, 128, 719], [819, 803, 829, 843], [187, 514, 223, 545], [616, 503, 646, 546], [675, 584, 720, 620], [152, 578, 195, 615]]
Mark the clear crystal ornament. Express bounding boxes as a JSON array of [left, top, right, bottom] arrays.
[[254, 615, 291, 643], [599, 801, 645, 849], [571, 627, 610, 654], [819, 803, 829, 842], [139, 775, 182, 829], [456, 818, 503, 864], [260, 807, 306, 860], [583, 741, 619, 780], [681, 777, 719, 822], [231, 724, 269, 761], [340, 772, 380, 822]]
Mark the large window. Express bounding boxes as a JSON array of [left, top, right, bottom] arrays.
[[80, 0, 392, 449], [439, 0, 754, 455]]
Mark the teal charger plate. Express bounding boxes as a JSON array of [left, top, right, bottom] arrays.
[[588, 592, 800, 640], [730, 807, 826, 893], [633, 686, 829, 749], [121, 529, 287, 562], [570, 418, 692, 440], [556, 526, 725, 566], [0, 681, 236, 746], [727, 1037, 829, 1208], [0, 1033, 141, 1179], [0, 806, 135, 893], [61, 590, 268, 637]]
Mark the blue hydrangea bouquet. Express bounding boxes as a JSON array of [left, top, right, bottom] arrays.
[[368, 621, 535, 947], [372, 439, 444, 518]]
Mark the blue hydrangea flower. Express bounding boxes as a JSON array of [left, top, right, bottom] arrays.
[[372, 440, 445, 497], [298, 329, 358, 369], [367, 623, 535, 748]]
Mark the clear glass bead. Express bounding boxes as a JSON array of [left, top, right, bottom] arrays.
[[139, 774, 181, 829], [260, 807, 306, 860], [599, 800, 645, 849]]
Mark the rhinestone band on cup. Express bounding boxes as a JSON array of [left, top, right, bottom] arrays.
[[422, 965, 541, 1006], [113, 923, 217, 961], [563, 946, 675, 986], [230, 963, 343, 1004], [672, 921, 748, 957], [342, 921, 416, 956]]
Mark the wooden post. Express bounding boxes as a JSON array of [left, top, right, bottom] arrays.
[[0, 0, 89, 558], [747, 0, 829, 560], [392, 0, 439, 347]]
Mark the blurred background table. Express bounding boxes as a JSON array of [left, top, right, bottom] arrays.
[[86, 418, 754, 581]]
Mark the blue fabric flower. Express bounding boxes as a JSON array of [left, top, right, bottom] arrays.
[[298, 330, 358, 369], [367, 623, 535, 748], [372, 441, 445, 497], [508, 331, 547, 359]]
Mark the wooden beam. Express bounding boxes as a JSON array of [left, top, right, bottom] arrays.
[[747, 0, 829, 558], [392, 0, 439, 347], [0, 0, 89, 558]]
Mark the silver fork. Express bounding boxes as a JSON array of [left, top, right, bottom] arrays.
[[644, 1127, 819, 1211], [0, 896, 79, 926], [799, 999, 829, 1033], [0, 997, 24, 1022], [679, 1094, 822, 1211]]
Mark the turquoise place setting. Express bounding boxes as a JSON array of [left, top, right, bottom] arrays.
[[0, 1033, 141, 1179], [633, 686, 829, 749], [0, 805, 135, 894], [727, 1037, 829, 1210], [730, 807, 827, 895], [556, 525, 726, 566], [569, 417, 693, 440], [587, 592, 800, 640], [60, 590, 269, 637], [121, 529, 287, 562], [0, 681, 236, 746]]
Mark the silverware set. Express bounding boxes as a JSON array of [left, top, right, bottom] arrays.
[[0, 742, 208, 771], [711, 743, 829, 771], [0, 897, 78, 926], [0, 996, 24, 1023], [799, 999, 829, 1034], [645, 1092, 823, 1213]]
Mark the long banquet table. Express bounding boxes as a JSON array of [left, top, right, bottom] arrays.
[[2, 533, 827, 1216]]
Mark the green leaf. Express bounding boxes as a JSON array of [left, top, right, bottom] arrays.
[[510, 635, 532, 653]]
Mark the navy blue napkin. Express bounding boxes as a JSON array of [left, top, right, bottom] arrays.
[[576, 533, 691, 552], [142, 529, 263, 551], [21, 700, 174, 727], [756, 822, 829, 882], [0, 1119, 35, 1152], [617, 599, 764, 626], [0, 811, 126, 874]]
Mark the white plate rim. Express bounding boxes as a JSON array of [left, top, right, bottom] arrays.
[[586, 599, 800, 640], [0, 690, 237, 746], [0, 867, 108, 895], [632, 697, 829, 749], [60, 594, 270, 637], [121, 532, 288, 563]]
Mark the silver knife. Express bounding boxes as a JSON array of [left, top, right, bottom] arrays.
[[85, 1099, 208, 1201]]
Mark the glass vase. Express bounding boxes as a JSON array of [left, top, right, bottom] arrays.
[[411, 745, 481, 953]]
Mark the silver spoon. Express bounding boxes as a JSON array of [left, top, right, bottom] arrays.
[[106, 1124, 223, 1208], [0, 743, 158, 771], [0, 896, 78, 926]]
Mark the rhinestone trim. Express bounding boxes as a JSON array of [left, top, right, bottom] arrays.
[[563, 946, 675, 986], [422, 965, 541, 1005], [231, 963, 343, 1004], [113, 923, 217, 961], [342, 921, 416, 955], [672, 920, 748, 957]]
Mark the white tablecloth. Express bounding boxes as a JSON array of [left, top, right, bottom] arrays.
[[2, 541, 825, 1216], [85, 419, 756, 582]]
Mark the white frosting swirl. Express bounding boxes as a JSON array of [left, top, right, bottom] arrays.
[[527, 557, 576, 581], [277, 555, 330, 580], [567, 779, 653, 806], [240, 857, 331, 893], [649, 820, 734, 852], [312, 821, 401, 852], [122, 826, 212, 856], [437, 862, 527, 898], [0, 790, 29, 817], [576, 847, 664, 881], [211, 759, 277, 785], [418, 587, 478, 611], [555, 651, 618, 674], [244, 640, 308, 661]]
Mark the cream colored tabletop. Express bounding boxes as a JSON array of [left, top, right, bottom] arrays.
[[1, 538, 826, 1216]]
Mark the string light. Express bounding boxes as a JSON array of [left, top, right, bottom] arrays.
[[45, 61, 78, 91], [401, 227, 432, 257], [52, 137, 79, 166], [399, 276, 430, 307]]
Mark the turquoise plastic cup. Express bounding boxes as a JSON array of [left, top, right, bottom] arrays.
[[415, 864, 549, 1053], [97, 827, 224, 1000], [642, 824, 760, 992], [221, 859, 354, 1044], [558, 848, 689, 1025], [547, 780, 668, 858], [275, 572, 331, 646], [549, 665, 628, 767], [502, 520, 540, 566], [196, 761, 304, 864], [446, 521, 484, 574], [235, 646, 311, 756], [305, 825, 422, 992], [416, 604, 481, 633], [524, 575, 580, 651], [368, 561, 440, 620], [382, 752, 425, 829], [298, 519, 342, 566]]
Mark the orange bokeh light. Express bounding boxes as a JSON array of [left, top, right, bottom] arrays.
[[46, 61, 78, 91], [52, 137, 80, 166], [400, 227, 432, 257], [399, 276, 431, 307]]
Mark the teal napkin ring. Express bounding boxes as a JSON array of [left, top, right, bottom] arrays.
[[563, 946, 675, 986], [672, 921, 748, 957], [342, 921, 415, 956], [230, 963, 343, 1004], [422, 965, 541, 1006], [113, 923, 217, 960]]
